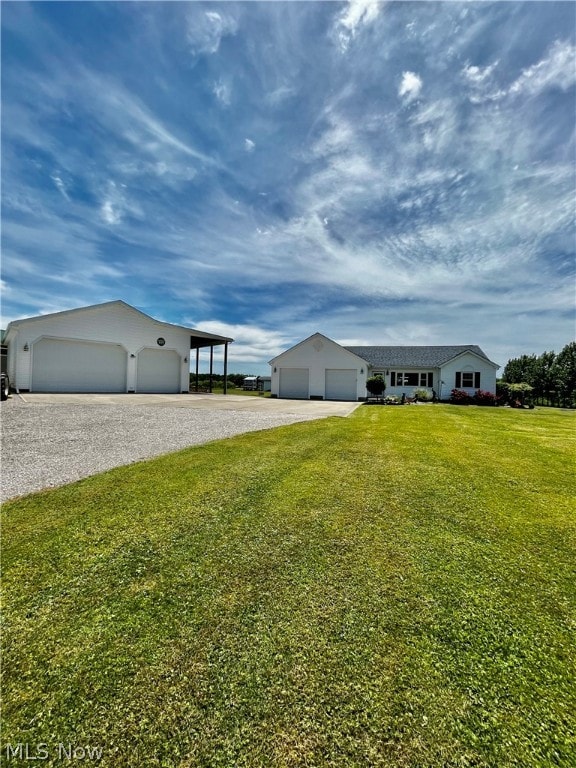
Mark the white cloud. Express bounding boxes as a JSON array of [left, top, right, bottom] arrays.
[[462, 61, 499, 84], [469, 40, 576, 103], [186, 10, 237, 56], [213, 79, 231, 106], [99, 181, 142, 227], [509, 39, 576, 96], [244, 138, 256, 152], [189, 321, 294, 363], [50, 174, 70, 201], [266, 84, 297, 106], [336, 0, 383, 51], [398, 71, 422, 102], [100, 199, 121, 226]]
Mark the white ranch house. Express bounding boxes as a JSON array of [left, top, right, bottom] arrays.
[[270, 333, 499, 402], [4, 301, 233, 394]]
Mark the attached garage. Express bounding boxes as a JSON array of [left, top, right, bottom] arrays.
[[137, 348, 181, 393], [31, 338, 127, 393], [279, 368, 309, 399], [325, 369, 357, 401], [270, 334, 365, 401]]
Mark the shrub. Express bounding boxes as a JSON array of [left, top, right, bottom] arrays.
[[366, 375, 386, 396], [507, 382, 534, 406], [450, 388, 471, 404], [474, 389, 497, 406], [385, 395, 400, 404], [414, 388, 432, 402]]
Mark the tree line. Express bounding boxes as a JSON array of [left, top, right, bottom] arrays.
[[501, 341, 576, 407], [189, 372, 256, 389]]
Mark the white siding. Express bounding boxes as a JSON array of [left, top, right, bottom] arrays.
[[7, 302, 190, 393], [379, 369, 439, 399], [271, 334, 366, 400], [440, 353, 498, 397]]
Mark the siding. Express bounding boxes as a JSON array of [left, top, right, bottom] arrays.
[[8, 303, 191, 393], [440, 353, 497, 396], [271, 334, 367, 400]]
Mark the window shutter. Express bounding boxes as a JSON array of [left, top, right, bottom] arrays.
[[428, 372, 433, 387], [391, 372, 396, 386], [455, 372, 461, 388], [475, 372, 481, 388]]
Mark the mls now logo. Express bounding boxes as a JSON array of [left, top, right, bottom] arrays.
[[4, 744, 49, 761], [4, 743, 103, 761]]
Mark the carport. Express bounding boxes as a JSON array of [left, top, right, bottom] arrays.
[[190, 333, 232, 394]]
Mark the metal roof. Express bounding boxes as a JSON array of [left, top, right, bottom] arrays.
[[343, 345, 497, 368], [5, 300, 233, 348]]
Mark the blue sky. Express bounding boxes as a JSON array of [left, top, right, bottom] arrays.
[[2, 1, 575, 375]]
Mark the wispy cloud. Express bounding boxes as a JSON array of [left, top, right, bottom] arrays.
[[508, 39, 575, 96], [1, 1, 574, 371], [189, 321, 294, 364], [50, 174, 71, 202], [213, 79, 232, 106], [186, 8, 238, 57], [467, 39, 576, 103], [398, 71, 423, 102], [335, 0, 383, 51]]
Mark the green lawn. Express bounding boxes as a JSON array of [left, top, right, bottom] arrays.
[[2, 406, 575, 767]]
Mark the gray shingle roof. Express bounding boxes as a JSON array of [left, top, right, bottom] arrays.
[[343, 345, 494, 368]]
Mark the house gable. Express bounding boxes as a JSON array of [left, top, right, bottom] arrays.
[[270, 333, 368, 401], [270, 332, 366, 367]]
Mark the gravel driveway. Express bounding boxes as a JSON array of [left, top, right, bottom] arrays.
[[1, 395, 355, 501]]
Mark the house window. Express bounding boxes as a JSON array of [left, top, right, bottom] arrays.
[[391, 372, 433, 387], [455, 372, 480, 388]]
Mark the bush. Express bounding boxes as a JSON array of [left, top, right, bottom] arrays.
[[474, 390, 497, 406], [414, 388, 432, 402], [450, 388, 471, 404], [385, 395, 400, 404], [366, 375, 386, 396]]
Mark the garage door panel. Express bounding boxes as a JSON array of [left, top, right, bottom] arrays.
[[137, 348, 181, 393], [32, 338, 127, 393], [325, 369, 357, 401], [279, 368, 309, 399]]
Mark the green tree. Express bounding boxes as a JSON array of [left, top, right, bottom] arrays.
[[553, 342, 576, 407], [366, 375, 386, 396], [502, 354, 538, 385], [532, 351, 556, 399]]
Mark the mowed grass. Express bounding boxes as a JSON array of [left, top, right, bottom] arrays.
[[2, 405, 575, 767]]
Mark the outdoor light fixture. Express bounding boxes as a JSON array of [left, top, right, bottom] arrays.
[[130, 354, 136, 358], [360, 368, 364, 374], [23, 343, 29, 351], [184, 357, 188, 363], [273, 366, 277, 372]]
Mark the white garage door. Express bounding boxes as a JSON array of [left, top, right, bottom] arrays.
[[279, 368, 309, 399], [325, 369, 357, 401], [137, 348, 181, 393], [32, 338, 127, 393]]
